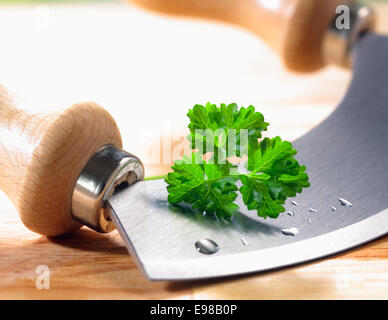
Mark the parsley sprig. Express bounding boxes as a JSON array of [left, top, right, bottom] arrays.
[[165, 103, 310, 220]]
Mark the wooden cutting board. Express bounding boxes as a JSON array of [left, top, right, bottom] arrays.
[[1, 2, 388, 299]]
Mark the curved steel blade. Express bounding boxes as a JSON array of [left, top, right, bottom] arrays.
[[108, 33, 388, 281]]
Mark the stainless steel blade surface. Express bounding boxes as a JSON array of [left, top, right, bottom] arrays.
[[108, 32, 388, 281]]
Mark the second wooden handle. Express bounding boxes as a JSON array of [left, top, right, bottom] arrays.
[[0, 85, 123, 236], [128, 0, 345, 72]]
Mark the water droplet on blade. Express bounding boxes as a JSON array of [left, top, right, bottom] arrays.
[[291, 201, 300, 206], [339, 198, 352, 207], [308, 208, 318, 213], [195, 239, 219, 255], [281, 227, 299, 236], [307, 218, 312, 224], [331, 206, 337, 211], [287, 211, 295, 216], [241, 237, 248, 246]]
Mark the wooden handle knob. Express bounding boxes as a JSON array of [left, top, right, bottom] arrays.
[[0, 85, 122, 236], [128, 0, 345, 72]]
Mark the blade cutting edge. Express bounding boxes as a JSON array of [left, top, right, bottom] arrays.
[[108, 180, 388, 281]]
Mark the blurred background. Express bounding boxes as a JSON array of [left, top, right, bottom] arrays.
[[0, 0, 386, 177]]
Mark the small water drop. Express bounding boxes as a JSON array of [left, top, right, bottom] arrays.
[[307, 218, 312, 224], [331, 206, 337, 211], [195, 239, 219, 255], [308, 208, 318, 213], [339, 198, 352, 207], [281, 227, 299, 236], [287, 211, 295, 216], [241, 237, 248, 246], [291, 201, 300, 206]]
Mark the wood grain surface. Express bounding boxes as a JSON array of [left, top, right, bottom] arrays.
[[0, 1, 388, 299]]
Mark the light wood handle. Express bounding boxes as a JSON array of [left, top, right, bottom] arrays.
[[0, 85, 122, 236], [128, 0, 345, 72]]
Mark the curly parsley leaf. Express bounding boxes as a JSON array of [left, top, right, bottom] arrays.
[[239, 175, 285, 219], [165, 153, 240, 219], [240, 137, 310, 218], [166, 103, 310, 220], [187, 103, 269, 160], [247, 136, 297, 173]]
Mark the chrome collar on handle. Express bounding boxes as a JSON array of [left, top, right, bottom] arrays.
[[71, 144, 144, 233], [323, 2, 376, 68]]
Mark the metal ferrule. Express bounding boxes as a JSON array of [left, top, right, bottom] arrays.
[[323, 2, 376, 68], [71, 144, 144, 233]]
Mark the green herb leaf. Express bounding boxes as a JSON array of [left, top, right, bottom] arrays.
[[241, 137, 310, 218], [239, 175, 285, 219], [187, 103, 269, 159], [165, 153, 239, 219], [166, 103, 310, 220]]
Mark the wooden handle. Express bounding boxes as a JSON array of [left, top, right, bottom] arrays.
[[128, 0, 345, 72], [0, 85, 122, 236]]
